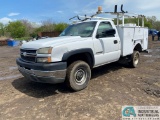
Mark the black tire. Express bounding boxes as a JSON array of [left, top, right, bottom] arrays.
[[66, 61, 91, 91], [129, 51, 140, 68]]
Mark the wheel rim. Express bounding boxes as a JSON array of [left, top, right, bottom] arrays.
[[134, 53, 139, 65], [74, 68, 87, 85]]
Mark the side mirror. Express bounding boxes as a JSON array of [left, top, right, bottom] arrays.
[[96, 34, 100, 38]]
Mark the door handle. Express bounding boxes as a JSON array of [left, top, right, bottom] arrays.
[[114, 40, 118, 44]]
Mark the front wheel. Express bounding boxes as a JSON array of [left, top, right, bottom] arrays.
[[66, 61, 91, 91], [129, 51, 140, 68]]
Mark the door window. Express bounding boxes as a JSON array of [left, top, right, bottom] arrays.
[[97, 22, 114, 38]]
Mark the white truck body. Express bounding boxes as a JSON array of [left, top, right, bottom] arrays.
[[16, 9, 148, 91]]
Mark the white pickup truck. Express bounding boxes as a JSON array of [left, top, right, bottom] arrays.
[[16, 7, 148, 91]]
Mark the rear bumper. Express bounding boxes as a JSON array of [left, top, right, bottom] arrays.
[[16, 58, 67, 84]]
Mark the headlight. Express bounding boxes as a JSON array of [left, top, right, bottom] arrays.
[[37, 57, 51, 63], [37, 47, 52, 54]]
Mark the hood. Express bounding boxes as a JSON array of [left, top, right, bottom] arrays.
[[21, 36, 87, 49]]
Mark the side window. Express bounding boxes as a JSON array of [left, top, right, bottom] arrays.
[[97, 22, 114, 38]]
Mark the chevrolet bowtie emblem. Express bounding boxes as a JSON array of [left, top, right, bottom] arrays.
[[23, 52, 27, 56]]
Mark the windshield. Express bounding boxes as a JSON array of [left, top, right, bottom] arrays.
[[59, 21, 97, 37]]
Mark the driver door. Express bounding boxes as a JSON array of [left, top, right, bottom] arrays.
[[93, 21, 121, 66]]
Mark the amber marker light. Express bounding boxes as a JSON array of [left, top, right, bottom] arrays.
[[98, 6, 102, 12], [48, 57, 52, 62]]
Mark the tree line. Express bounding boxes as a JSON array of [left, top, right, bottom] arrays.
[[0, 19, 68, 40], [0, 16, 160, 40]]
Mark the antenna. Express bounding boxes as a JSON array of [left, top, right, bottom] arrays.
[[121, 4, 124, 13], [114, 5, 117, 13], [121, 4, 127, 13]]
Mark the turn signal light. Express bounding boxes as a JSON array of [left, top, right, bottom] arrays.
[[48, 57, 52, 62]]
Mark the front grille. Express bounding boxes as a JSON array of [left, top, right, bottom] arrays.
[[20, 49, 37, 62], [21, 55, 36, 62], [20, 49, 36, 53]]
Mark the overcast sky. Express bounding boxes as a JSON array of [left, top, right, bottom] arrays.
[[0, 0, 159, 24]]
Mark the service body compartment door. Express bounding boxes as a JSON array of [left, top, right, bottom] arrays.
[[93, 21, 121, 66], [143, 28, 148, 50], [117, 27, 135, 56]]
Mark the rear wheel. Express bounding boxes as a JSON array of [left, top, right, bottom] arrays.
[[66, 61, 91, 91], [129, 51, 140, 68]]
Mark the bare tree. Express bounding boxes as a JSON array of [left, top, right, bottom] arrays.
[[20, 19, 35, 37], [154, 21, 160, 31], [41, 19, 55, 32], [147, 16, 157, 29]]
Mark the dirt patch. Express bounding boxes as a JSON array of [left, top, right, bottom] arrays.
[[0, 38, 160, 120]]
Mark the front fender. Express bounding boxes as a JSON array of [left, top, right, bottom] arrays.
[[51, 46, 68, 62], [62, 48, 95, 66]]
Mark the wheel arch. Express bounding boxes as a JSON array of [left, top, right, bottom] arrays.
[[62, 48, 95, 68], [134, 43, 142, 52]]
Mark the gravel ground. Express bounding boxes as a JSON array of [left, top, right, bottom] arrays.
[[0, 37, 159, 120]]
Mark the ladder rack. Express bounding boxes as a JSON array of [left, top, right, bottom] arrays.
[[69, 5, 145, 27]]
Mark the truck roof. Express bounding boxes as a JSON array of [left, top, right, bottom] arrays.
[[72, 19, 113, 24]]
